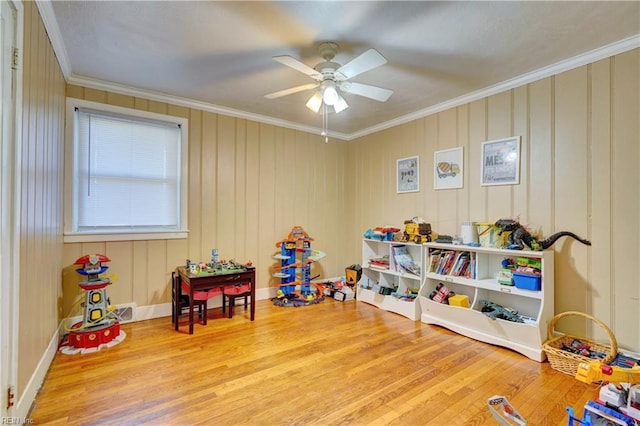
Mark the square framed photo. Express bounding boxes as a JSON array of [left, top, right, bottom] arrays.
[[397, 156, 419, 193], [481, 136, 521, 186], [434, 147, 463, 190]]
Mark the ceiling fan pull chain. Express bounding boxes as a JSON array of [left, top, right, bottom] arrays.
[[322, 104, 329, 143]]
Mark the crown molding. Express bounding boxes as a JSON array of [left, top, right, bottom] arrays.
[[35, 1, 71, 79]]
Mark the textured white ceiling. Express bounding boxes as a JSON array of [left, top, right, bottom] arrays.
[[43, 1, 639, 139]]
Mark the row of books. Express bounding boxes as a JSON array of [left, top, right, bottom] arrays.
[[428, 250, 476, 278], [368, 255, 390, 270]]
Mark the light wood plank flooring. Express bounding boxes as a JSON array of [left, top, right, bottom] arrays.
[[29, 298, 598, 425]]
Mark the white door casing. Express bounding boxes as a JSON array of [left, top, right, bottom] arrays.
[[0, 0, 22, 417]]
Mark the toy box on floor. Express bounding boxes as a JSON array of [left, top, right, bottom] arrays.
[[334, 286, 355, 302], [320, 278, 355, 302]]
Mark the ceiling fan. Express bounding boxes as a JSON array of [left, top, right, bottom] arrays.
[[265, 42, 393, 114]]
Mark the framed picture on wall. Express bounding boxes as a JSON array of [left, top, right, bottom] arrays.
[[434, 147, 463, 190], [481, 136, 521, 186], [397, 156, 419, 193]]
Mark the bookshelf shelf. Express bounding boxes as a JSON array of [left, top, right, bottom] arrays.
[[418, 242, 554, 361], [357, 239, 426, 320]]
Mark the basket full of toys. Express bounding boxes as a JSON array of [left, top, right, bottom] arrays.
[[542, 311, 618, 376]]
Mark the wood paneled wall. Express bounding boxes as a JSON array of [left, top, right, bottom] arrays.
[[347, 49, 639, 352], [61, 86, 349, 318], [61, 51, 639, 351], [18, 1, 66, 398]]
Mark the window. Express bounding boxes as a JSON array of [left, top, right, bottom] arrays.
[[64, 98, 188, 242]]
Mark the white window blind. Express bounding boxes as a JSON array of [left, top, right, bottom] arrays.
[[65, 99, 188, 242]]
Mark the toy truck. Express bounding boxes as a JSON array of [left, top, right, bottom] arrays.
[[403, 218, 432, 244]]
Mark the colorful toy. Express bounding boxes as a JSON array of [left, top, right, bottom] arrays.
[[480, 300, 524, 323], [363, 226, 400, 241], [429, 282, 455, 304], [566, 406, 591, 425], [575, 360, 640, 422], [487, 395, 526, 426], [345, 264, 362, 286], [272, 226, 326, 306], [594, 384, 640, 423], [625, 385, 640, 420], [403, 217, 432, 244], [579, 400, 636, 426], [575, 360, 640, 384], [494, 218, 591, 251], [60, 254, 126, 355]]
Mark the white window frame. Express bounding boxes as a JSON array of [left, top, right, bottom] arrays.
[[64, 98, 189, 243]]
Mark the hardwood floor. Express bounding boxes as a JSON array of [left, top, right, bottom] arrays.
[[29, 298, 597, 425]]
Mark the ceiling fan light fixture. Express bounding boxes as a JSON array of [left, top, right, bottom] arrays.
[[322, 81, 339, 106], [306, 92, 323, 113], [333, 96, 348, 113]]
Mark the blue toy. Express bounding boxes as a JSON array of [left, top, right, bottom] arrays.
[[272, 226, 326, 305]]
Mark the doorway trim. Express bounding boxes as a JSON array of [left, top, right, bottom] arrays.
[[0, 0, 23, 418]]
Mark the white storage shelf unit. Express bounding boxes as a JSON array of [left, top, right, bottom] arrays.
[[418, 243, 554, 361], [357, 239, 426, 321]]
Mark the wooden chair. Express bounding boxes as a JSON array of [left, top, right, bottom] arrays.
[[187, 285, 223, 325], [172, 271, 222, 326], [222, 283, 252, 319], [173, 294, 206, 325]]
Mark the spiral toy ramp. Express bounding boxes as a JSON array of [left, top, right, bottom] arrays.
[[272, 226, 326, 307]]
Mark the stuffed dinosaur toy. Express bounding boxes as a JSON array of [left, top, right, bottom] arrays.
[[494, 218, 591, 250]]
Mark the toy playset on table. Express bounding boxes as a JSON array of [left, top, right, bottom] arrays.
[[185, 249, 253, 276]]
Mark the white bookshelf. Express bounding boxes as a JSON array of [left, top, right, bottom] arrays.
[[357, 239, 426, 320], [418, 243, 554, 361]]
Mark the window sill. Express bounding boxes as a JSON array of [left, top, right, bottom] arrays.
[[63, 231, 189, 243]]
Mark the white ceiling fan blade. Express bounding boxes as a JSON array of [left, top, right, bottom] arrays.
[[265, 83, 319, 99], [336, 49, 388, 80], [340, 81, 393, 102], [273, 55, 322, 79]]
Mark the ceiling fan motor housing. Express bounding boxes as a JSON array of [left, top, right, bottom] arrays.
[[315, 62, 343, 81], [318, 42, 339, 61]]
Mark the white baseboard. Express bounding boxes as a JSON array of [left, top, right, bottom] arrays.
[[20, 323, 61, 418]]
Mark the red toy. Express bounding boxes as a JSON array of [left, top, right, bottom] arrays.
[[60, 254, 126, 354], [429, 282, 455, 304]]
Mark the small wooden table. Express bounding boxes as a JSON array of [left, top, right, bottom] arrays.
[[173, 266, 255, 334]]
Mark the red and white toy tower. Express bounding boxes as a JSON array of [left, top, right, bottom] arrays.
[[60, 254, 126, 354]]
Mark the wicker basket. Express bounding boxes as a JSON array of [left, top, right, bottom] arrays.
[[542, 311, 617, 376]]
